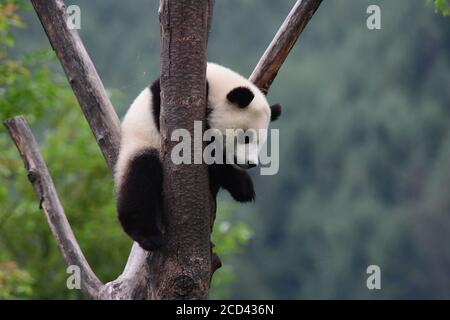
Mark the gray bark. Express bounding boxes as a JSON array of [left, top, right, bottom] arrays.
[[31, 0, 121, 171], [4, 116, 103, 299], [250, 0, 323, 94]]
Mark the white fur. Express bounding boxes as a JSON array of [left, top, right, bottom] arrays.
[[115, 62, 272, 186], [207, 63, 270, 167], [114, 88, 160, 187], [207, 63, 270, 135]]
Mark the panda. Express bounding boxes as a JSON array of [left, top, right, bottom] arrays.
[[114, 62, 282, 251]]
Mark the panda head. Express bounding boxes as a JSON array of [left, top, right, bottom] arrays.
[[206, 63, 282, 170]]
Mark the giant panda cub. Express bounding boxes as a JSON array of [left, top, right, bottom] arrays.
[[114, 62, 282, 251]]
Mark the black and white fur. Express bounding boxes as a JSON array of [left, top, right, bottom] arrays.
[[114, 63, 282, 251]]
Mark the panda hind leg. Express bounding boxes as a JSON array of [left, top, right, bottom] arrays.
[[117, 148, 164, 251]]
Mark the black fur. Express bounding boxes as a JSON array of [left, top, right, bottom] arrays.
[[117, 149, 164, 251], [227, 86, 255, 108], [270, 104, 282, 122], [150, 78, 161, 132], [209, 164, 255, 202]]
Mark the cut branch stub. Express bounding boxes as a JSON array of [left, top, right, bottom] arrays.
[[250, 0, 323, 94]]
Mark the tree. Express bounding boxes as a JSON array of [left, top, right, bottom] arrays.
[[3, 0, 322, 299]]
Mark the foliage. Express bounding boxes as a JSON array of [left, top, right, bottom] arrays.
[[427, 0, 450, 16], [0, 261, 33, 299], [0, 2, 123, 298], [0, 0, 26, 51], [211, 203, 252, 299]]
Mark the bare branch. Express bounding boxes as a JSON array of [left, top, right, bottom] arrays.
[[3, 116, 103, 299], [31, 0, 121, 170], [250, 0, 323, 94], [29, 0, 153, 299]]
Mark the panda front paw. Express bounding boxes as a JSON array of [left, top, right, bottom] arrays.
[[229, 172, 256, 203]]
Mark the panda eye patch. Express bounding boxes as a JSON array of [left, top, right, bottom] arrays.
[[227, 87, 255, 108]]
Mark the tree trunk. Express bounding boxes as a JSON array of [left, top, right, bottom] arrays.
[[148, 0, 212, 299]]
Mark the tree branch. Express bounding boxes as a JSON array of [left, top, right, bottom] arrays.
[[31, 0, 121, 171], [249, 0, 323, 94], [3, 116, 103, 299], [28, 0, 172, 300], [29, 0, 149, 299], [99, 244, 152, 299]]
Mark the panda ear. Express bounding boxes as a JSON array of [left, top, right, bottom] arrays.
[[270, 104, 282, 122], [227, 87, 254, 108]]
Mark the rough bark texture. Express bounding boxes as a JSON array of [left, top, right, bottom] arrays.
[[250, 0, 323, 94], [149, 0, 212, 300], [31, 0, 121, 170], [99, 244, 153, 299], [3, 117, 103, 298]]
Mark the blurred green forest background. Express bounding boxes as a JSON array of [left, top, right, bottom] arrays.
[[1, 0, 450, 299]]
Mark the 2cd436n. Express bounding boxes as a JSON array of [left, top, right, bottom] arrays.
[[220, 304, 274, 315]]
